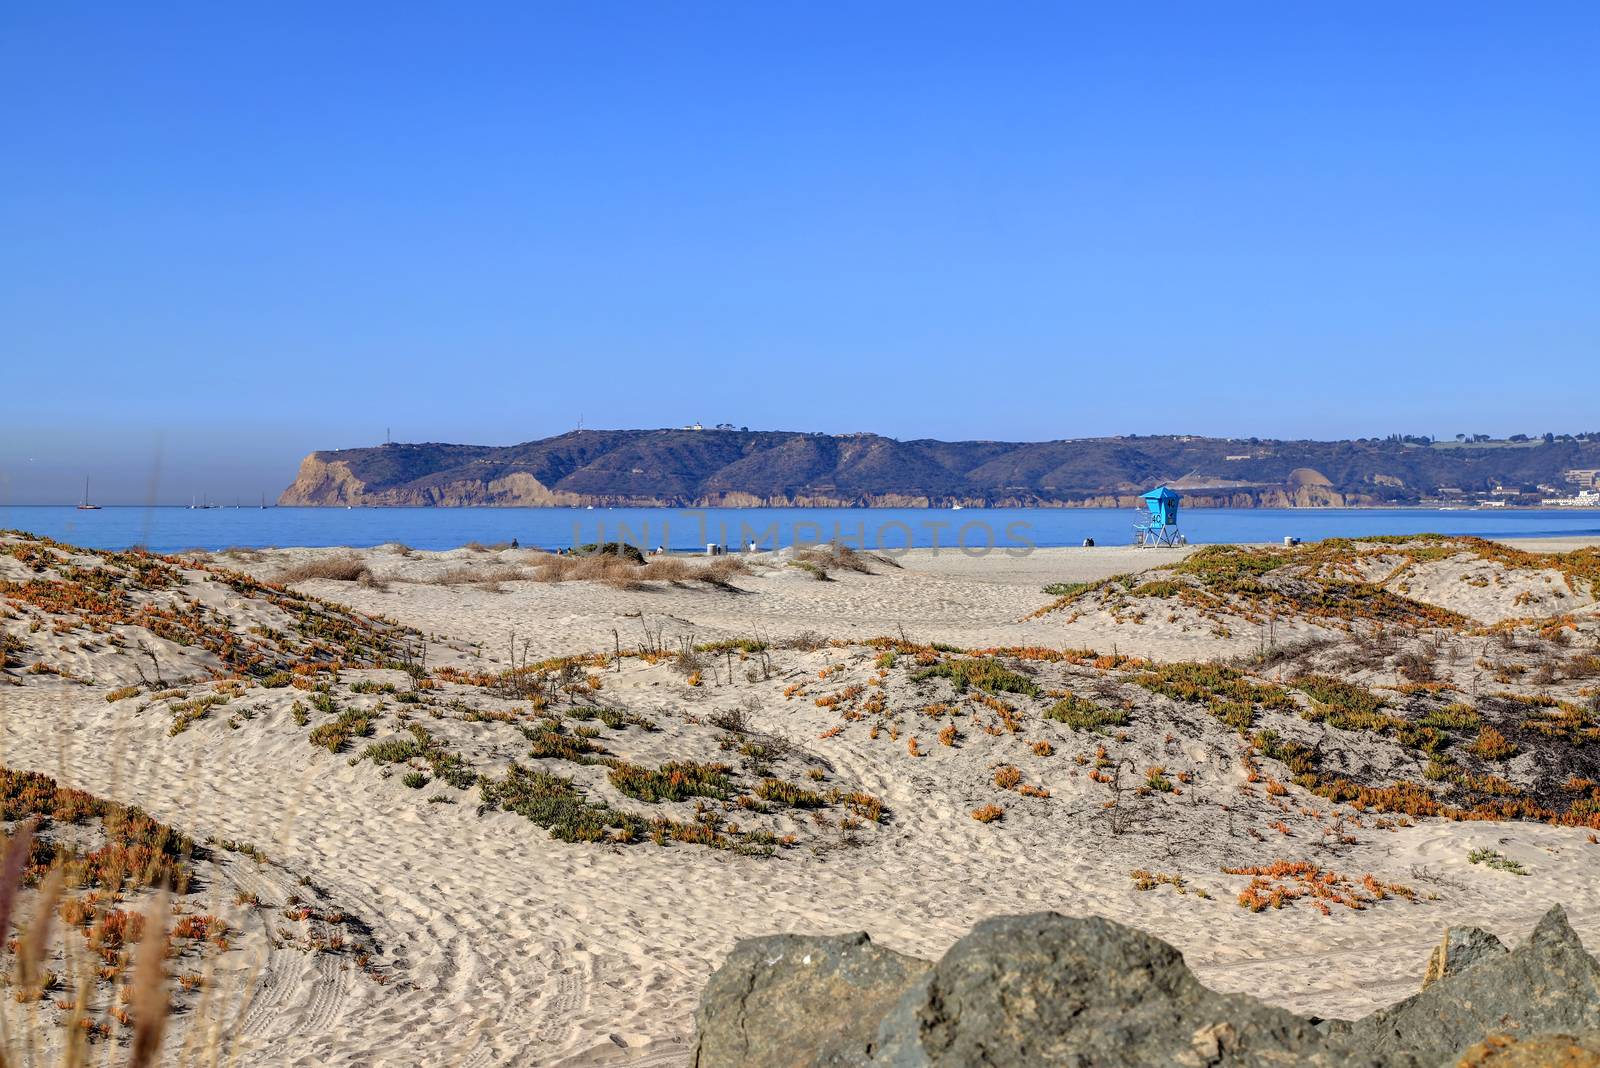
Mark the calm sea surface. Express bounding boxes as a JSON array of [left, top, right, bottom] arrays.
[[4, 506, 1600, 555]]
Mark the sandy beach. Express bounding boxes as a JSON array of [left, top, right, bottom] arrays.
[[3, 533, 1600, 1064]]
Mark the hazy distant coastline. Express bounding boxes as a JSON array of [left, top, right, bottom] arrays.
[[279, 429, 1600, 509]]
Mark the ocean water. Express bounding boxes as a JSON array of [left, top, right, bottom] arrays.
[[4, 505, 1599, 555]]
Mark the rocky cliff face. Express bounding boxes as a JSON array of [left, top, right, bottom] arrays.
[[277, 455, 368, 506], [277, 430, 1600, 508]]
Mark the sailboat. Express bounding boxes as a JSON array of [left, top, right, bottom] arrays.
[[76, 476, 101, 511]]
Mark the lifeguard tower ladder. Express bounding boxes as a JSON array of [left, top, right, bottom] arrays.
[[1134, 486, 1182, 547]]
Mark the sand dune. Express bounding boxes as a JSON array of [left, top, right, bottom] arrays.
[[3, 532, 1599, 1064]]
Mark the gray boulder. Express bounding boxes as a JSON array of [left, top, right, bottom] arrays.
[[693, 930, 930, 1068], [868, 912, 1370, 1067], [693, 907, 1600, 1068], [1421, 925, 1508, 990], [1342, 905, 1600, 1064]]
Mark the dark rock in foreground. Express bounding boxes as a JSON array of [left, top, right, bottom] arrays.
[[870, 912, 1360, 1067], [693, 931, 929, 1068], [1421, 926, 1508, 990], [1342, 906, 1600, 1064], [694, 906, 1600, 1068]]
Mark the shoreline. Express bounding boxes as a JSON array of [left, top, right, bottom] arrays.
[[10, 501, 1600, 512]]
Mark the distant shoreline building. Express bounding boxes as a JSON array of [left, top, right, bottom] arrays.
[[1541, 489, 1600, 507]]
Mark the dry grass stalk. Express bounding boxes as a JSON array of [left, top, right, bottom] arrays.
[[0, 818, 36, 949], [17, 864, 65, 992], [127, 889, 170, 1068]]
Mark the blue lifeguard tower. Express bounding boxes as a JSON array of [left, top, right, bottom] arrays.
[[1134, 486, 1183, 547]]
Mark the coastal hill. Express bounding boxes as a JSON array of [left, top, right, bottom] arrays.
[[278, 429, 1600, 508]]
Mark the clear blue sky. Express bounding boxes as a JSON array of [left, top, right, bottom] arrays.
[[3, 2, 1597, 504]]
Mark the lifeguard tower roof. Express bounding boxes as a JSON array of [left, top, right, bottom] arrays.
[[1139, 486, 1181, 530]]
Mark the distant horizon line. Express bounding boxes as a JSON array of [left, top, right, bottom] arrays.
[[322, 427, 1600, 450]]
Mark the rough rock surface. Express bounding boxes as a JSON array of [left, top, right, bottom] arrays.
[[1343, 906, 1600, 1063], [1454, 1031, 1600, 1067], [691, 930, 929, 1068], [867, 913, 1362, 1067], [1422, 925, 1509, 990], [694, 906, 1600, 1068]]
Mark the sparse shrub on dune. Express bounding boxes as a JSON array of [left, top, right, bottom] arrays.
[[698, 637, 770, 655], [638, 557, 695, 583], [1134, 662, 1292, 734], [911, 657, 1038, 697], [779, 631, 831, 651], [531, 551, 645, 589], [480, 763, 649, 843], [610, 761, 733, 803], [168, 693, 228, 735], [429, 565, 527, 588], [1130, 869, 1189, 893], [524, 721, 604, 763], [1470, 725, 1519, 761], [640, 556, 750, 590], [1468, 847, 1528, 874], [308, 708, 373, 753], [693, 556, 751, 590], [1396, 648, 1438, 682], [1224, 859, 1417, 914], [275, 556, 375, 585], [785, 543, 902, 583], [1294, 674, 1416, 737], [530, 548, 744, 591], [1044, 694, 1129, 731], [1027, 575, 1137, 618], [361, 735, 424, 765], [1419, 703, 1481, 731], [754, 778, 827, 808], [574, 542, 647, 564], [970, 804, 1004, 823], [835, 791, 885, 823]]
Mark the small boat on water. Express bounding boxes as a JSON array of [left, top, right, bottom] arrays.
[[76, 476, 101, 510]]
